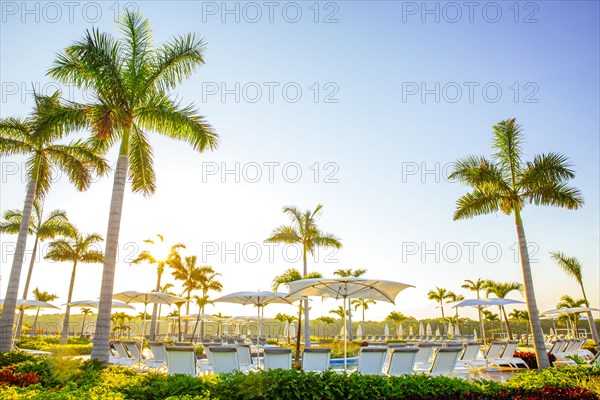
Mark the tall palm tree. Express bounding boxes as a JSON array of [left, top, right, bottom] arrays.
[[461, 278, 486, 341], [352, 298, 376, 325], [169, 253, 203, 336], [190, 266, 221, 340], [156, 282, 175, 336], [190, 294, 214, 341], [447, 292, 465, 327], [329, 306, 348, 319], [449, 118, 584, 368], [0, 203, 71, 339], [0, 92, 108, 352], [316, 316, 335, 338], [266, 204, 341, 347], [45, 224, 104, 344], [427, 287, 452, 330], [274, 313, 296, 342], [551, 252, 599, 343], [509, 309, 530, 344], [557, 295, 586, 338], [49, 11, 218, 362], [484, 280, 523, 340], [272, 268, 322, 361], [80, 308, 94, 337], [30, 288, 58, 333], [130, 234, 185, 340], [334, 268, 366, 340], [386, 311, 408, 337]]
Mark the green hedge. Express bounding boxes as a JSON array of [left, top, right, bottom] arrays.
[[1, 352, 599, 400]]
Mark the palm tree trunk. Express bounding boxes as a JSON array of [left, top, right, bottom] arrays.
[[191, 306, 202, 342], [580, 284, 600, 343], [348, 298, 353, 341], [32, 309, 40, 333], [0, 178, 37, 352], [61, 261, 78, 344], [91, 153, 129, 363], [440, 303, 446, 335], [294, 303, 302, 363], [15, 237, 40, 339], [501, 306, 513, 340], [514, 213, 550, 369], [149, 266, 162, 340], [302, 247, 310, 348], [81, 314, 87, 337]]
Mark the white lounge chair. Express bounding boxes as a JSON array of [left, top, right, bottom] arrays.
[[123, 340, 146, 368], [235, 344, 257, 372], [357, 347, 387, 375], [211, 346, 240, 374], [165, 346, 197, 375], [111, 341, 136, 366], [386, 347, 418, 376], [427, 347, 464, 377], [488, 340, 525, 369], [263, 347, 292, 371], [458, 342, 485, 370], [146, 341, 168, 370], [302, 348, 331, 372], [413, 343, 437, 370]]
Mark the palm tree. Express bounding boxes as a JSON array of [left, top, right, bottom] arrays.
[[427, 287, 452, 330], [111, 312, 133, 338], [334, 268, 366, 340], [272, 268, 322, 361], [80, 308, 94, 337], [557, 295, 586, 338], [461, 278, 487, 341], [190, 266, 222, 340], [447, 292, 465, 332], [449, 118, 584, 368], [45, 224, 104, 344], [190, 294, 214, 341], [484, 280, 523, 340], [48, 11, 219, 362], [169, 254, 203, 336], [30, 288, 58, 333], [316, 316, 335, 338], [266, 204, 342, 347], [329, 306, 348, 319], [386, 311, 408, 337], [509, 309, 530, 344], [274, 313, 297, 342], [483, 309, 500, 335], [0, 92, 108, 353], [130, 234, 185, 340], [0, 203, 71, 339], [551, 252, 599, 343], [155, 282, 175, 336], [352, 298, 376, 325]]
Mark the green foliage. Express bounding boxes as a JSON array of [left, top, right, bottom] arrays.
[[0, 351, 35, 367]]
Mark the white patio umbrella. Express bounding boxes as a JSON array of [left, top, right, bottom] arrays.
[[67, 300, 135, 309], [542, 306, 600, 315], [1, 298, 59, 310], [409, 326, 413, 336], [453, 298, 526, 342], [418, 322, 424, 337], [356, 324, 363, 338], [426, 323, 432, 336], [454, 322, 460, 337], [383, 323, 389, 337], [113, 291, 188, 337], [434, 326, 440, 337], [398, 324, 403, 337], [447, 323, 454, 337], [286, 277, 414, 369]]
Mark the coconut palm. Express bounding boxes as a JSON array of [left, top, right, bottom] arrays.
[[352, 298, 376, 325], [48, 11, 218, 362], [449, 118, 584, 368], [130, 234, 185, 340], [169, 253, 203, 335], [0, 92, 108, 352], [0, 203, 71, 339], [45, 224, 104, 344], [557, 295, 587, 338], [316, 316, 336, 338], [274, 313, 296, 342], [80, 308, 93, 337], [461, 278, 487, 341], [329, 306, 348, 319], [266, 204, 342, 347], [386, 311, 409, 337], [111, 312, 133, 338], [190, 266, 221, 340], [551, 252, 599, 343], [509, 309, 530, 344], [190, 294, 214, 341], [30, 288, 58, 332], [484, 280, 523, 340], [155, 282, 175, 336], [334, 268, 366, 341], [272, 268, 322, 361], [427, 287, 452, 330]]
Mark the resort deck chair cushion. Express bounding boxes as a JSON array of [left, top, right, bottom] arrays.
[[488, 341, 523, 369], [459, 342, 486, 369], [263, 347, 292, 370], [235, 345, 257, 371], [111, 341, 136, 366], [211, 346, 240, 374], [413, 343, 436, 369], [147, 342, 167, 370], [302, 348, 331, 372], [428, 347, 463, 377], [358, 347, 387, 375], [165, 346, 197, 376], [387, 347, 418, 376], [123, 340, 145, 366]]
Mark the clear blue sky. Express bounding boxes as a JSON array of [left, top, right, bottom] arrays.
[[1, 1, 598, 324]]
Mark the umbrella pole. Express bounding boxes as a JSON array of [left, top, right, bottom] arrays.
[[142, 303, 148, 338], [343, 297, 347, 370], [257, 305, 262, 369]]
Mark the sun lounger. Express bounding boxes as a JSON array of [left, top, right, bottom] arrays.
[[165, 346, 197, 375], [210, 346, 240, 374], [386, 347, 418, 376], [357, 347, 387, 375], [302, 348, 331, 372], [263, 347, 292, 370], [146, 341, 167, 370], [426, 347, 464, 377]]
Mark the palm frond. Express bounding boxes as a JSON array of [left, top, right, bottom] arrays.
[[453, 189, 503, 220], [550, 251, 583, 283], [522, 181, 584, 210], [46, 140, 109, 192], [265, 226, 301, 244], [491, 118, 524, 182], [128, 125, 155, 195]]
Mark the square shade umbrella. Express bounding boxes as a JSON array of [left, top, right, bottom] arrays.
[[113, 291, 188, 337], [286, 277, 414, 369], [452, 298, 525, 342], [66, 300, 135, 310], [0, 299, 59, 311]]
